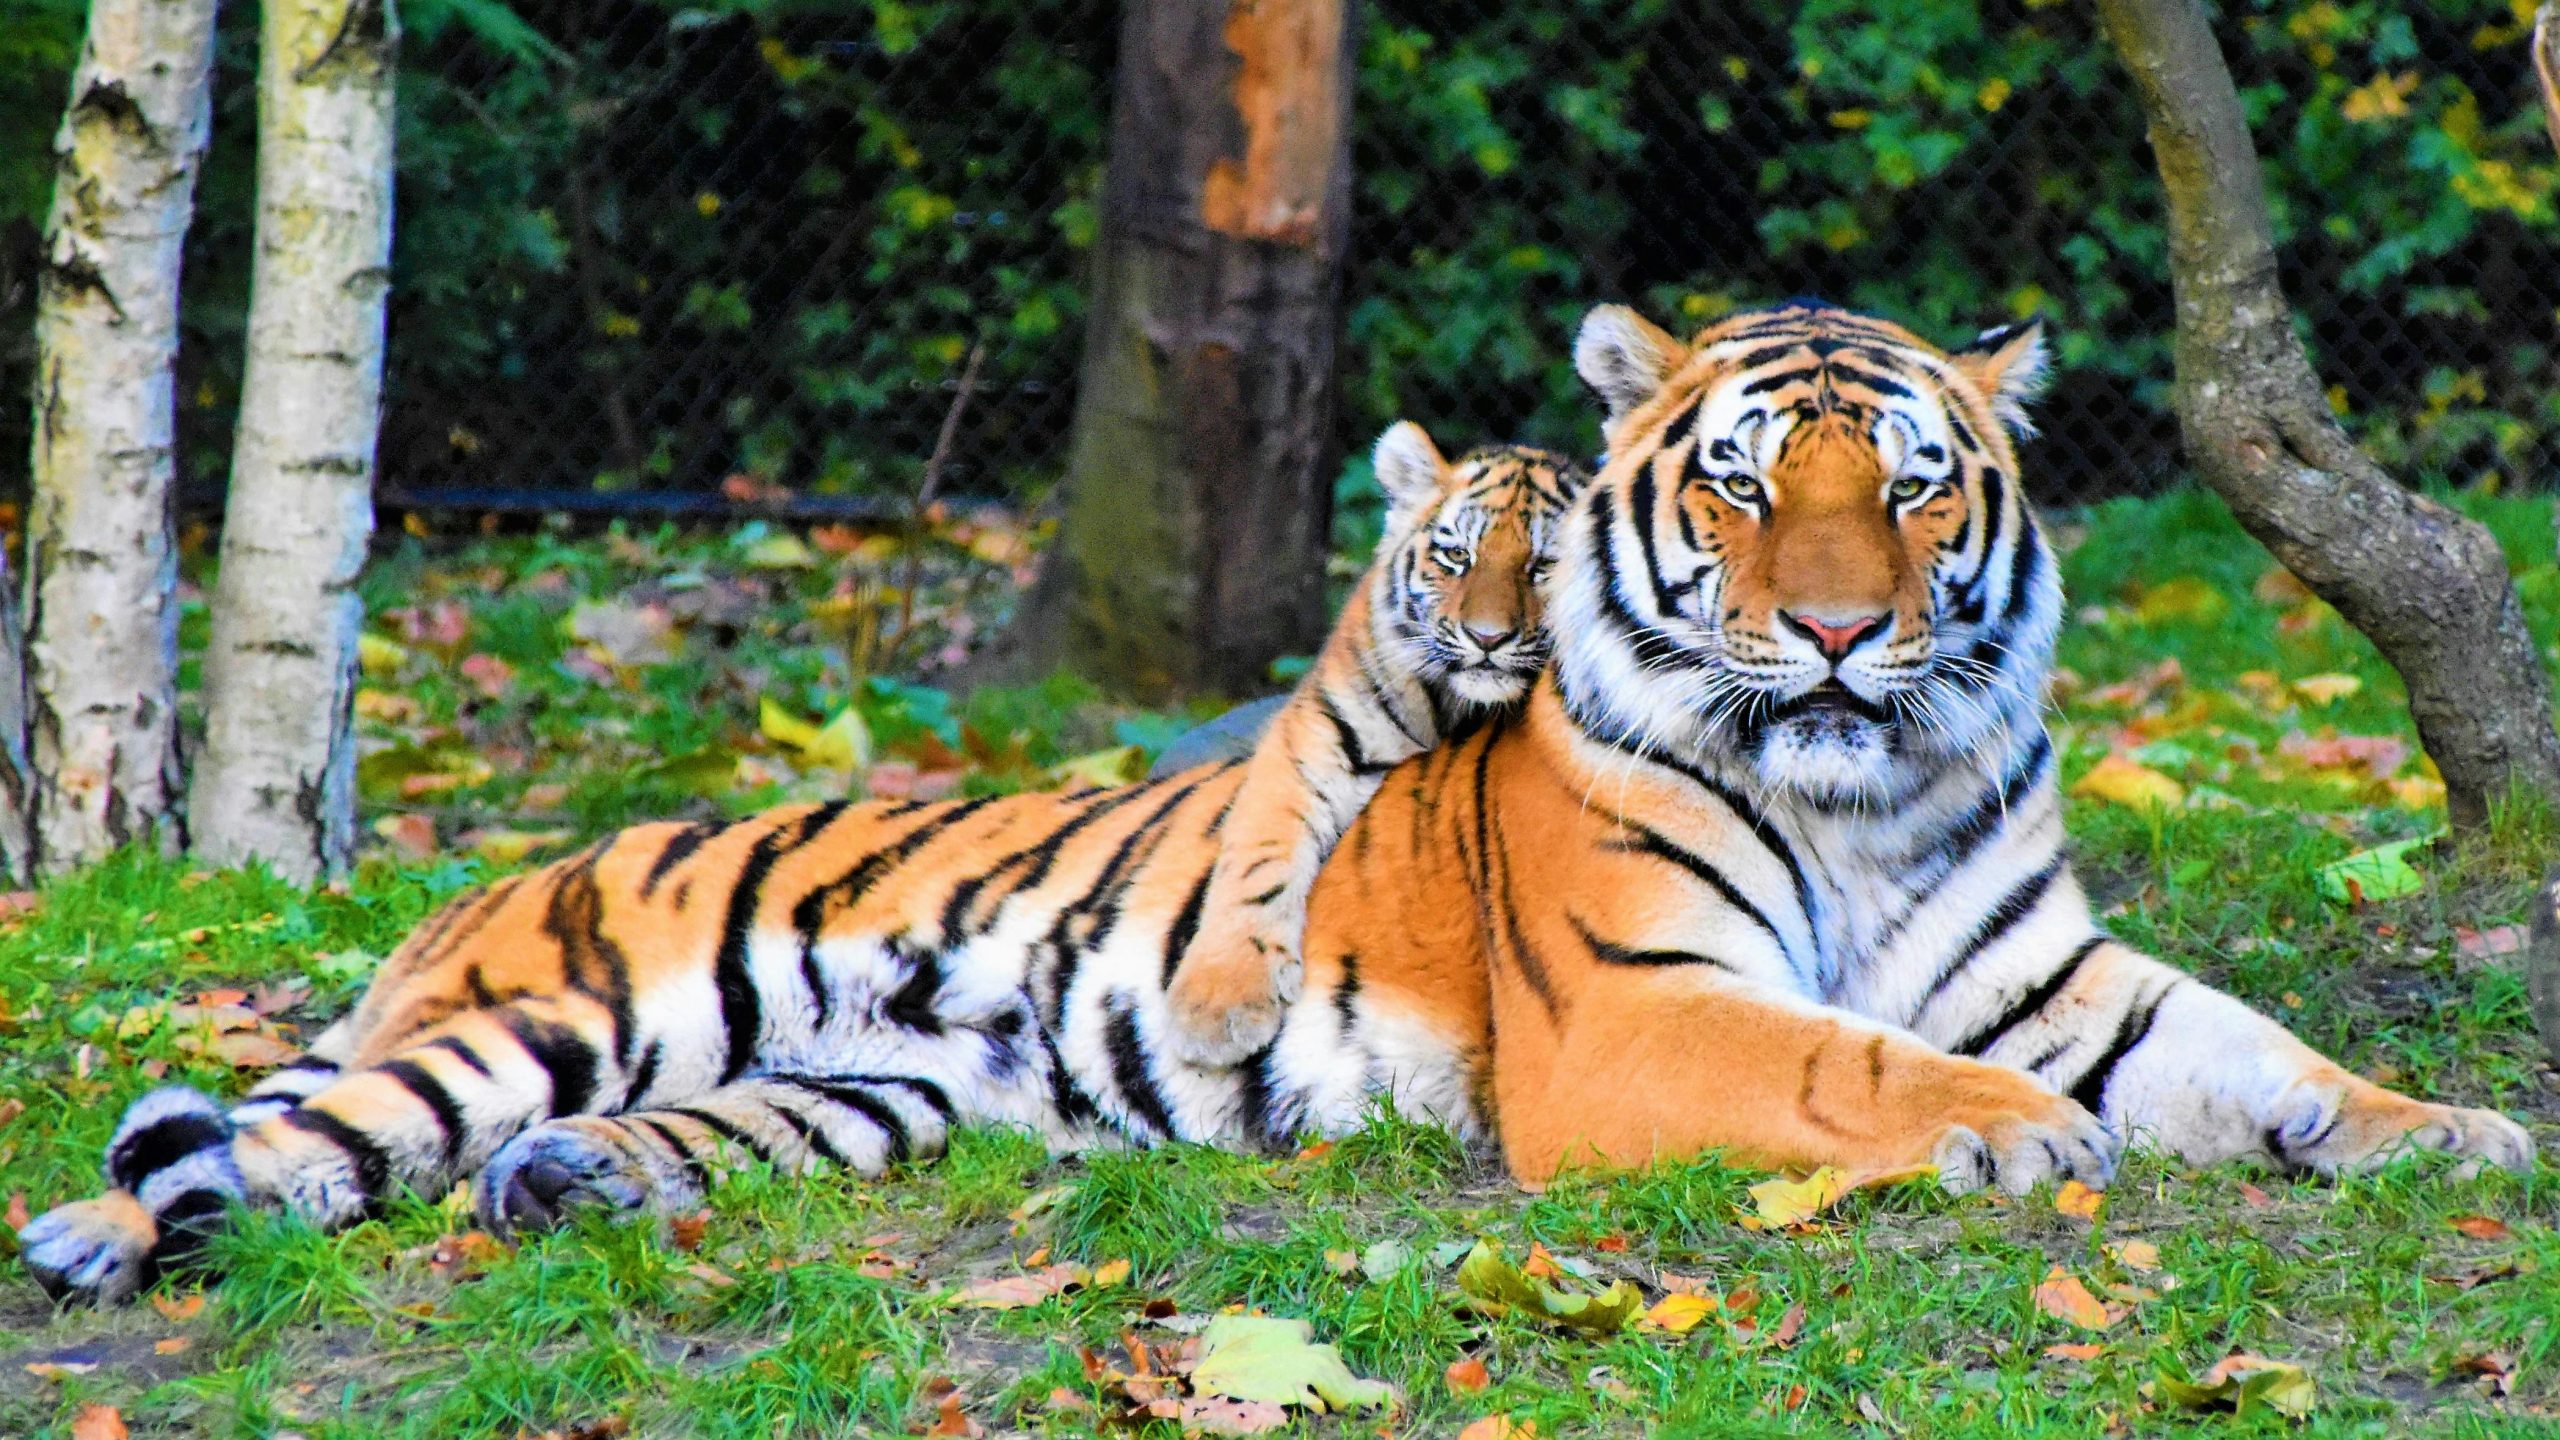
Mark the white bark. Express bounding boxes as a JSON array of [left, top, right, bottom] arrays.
[[24, 0, 219, 874], [189, 0, 395, 881]]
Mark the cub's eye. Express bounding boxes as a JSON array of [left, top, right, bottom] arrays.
[[1887, 475, 1935, 503], [1432, 545, 1471, 576], [1714, 474, 1765, 508], [1527, 554, 1555, 579]]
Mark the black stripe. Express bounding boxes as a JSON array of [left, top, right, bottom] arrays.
[[640, 822, 718, 898], [2001, 508, 2043, 621], [1160, 864, 1215, 987], [1828, 363, 1914, 399], [1656, 402, 1699, 455], [634, 1116, 714, 1189], [378, 1059, 469, 1169], [1236, 1040, 1282, 1151], [1948, 936, 2107, 1057], [1912, 858, 2066, 1013], [784, 1077, 914, 1163], [1332, 952, 1362, 1036], [1608, 823, 1787, 951], [1915, 732, 2052, 875], [712, 811, 833, 1083], [624, 1040, 662, 1107], [939, 788, 1145, 946], [1318, 690, 1389, 776], [1569, 914, 1736, 970], [766, 1100, 847, 1167], [109, 1110, 231, 1192], [497, 1009, 601, 1117], [671, 1106, 772, 1162], [840, 1072, 956, 1121], [1488, 806, 1560, 1018], [883, 944, 947, 1036], [1585, 489, 1694, 673], [2066, 983, 2176, 1115], [1742, 365, 1820, 395], [1629, 469, 1686, 617], [1104, 999, 1180, 1139], [423, 1034, 494, 1078], [282, 1107, 394, 1202], [544, 852, 637, 1066], [790, 795, 1000, 1025]]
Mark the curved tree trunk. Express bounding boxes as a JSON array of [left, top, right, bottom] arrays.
[[189, 0, 396, 881], [2094, 0, 2560, 832], [1014, 0, 1355, 699], [24, 0, 220, 874]]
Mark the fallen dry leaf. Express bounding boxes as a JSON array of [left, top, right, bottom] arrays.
[[670, 1209, 711, 1253], [1764, 1300, 1806, 1349], [2454, 925, 2528, 961], [153, 1337, 191, 1356], [2236, 1180, 2273, 1208], [2045, 1342, 2108, 1362], [1642, 1292, 1717, 1333], [2072, 754, 2185, 812], [1455, 1419, 1532, 1440], [1092, 1257, 1133, 1288], [1151, 1397, 1292, 1436], [373, 812, 438, 860], [2105, 1240, 2161, 1272], [1657, 1269, 1713, 1296], [2290, 674, 2362, 706], [954, 1263, 1085, 1309], [927, 1392, 982, 1438], [2155, 1351, 2316, 1419], [69, 1404, 128, 1440], [1446, 1357, 1491, 1393], [2449, 1214, 2513, 1241], [6, 1190, 29, 1229], [150, 1291, 206, 1322], [2053, 1179, 2104, 1220], [2032, 1266, 2112, 1330]]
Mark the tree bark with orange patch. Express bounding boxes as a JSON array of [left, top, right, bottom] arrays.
[[1013, 0, 1355, 698]]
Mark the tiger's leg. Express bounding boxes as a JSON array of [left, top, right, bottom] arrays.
[[1493, 966, 2118, 1193], [1930, 936, 2533, 1176], [479, 1073, 955, 1230], [19, 998, 620, 1304]]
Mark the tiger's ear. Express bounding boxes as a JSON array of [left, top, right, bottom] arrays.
[[1574, 304, 1689, 428], [1372, 421, 1448, 516], [1950, 319, 2051, 439]]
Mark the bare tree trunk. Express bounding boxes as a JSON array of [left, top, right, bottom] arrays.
[[24, 0, 219, 874], [2093, 0, 2560, 832], [0, 551, 35, 887], [1014, 0, 1355, 698], [189, 0, 395, 881]]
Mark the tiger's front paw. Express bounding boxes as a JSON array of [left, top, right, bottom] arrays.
[[18, 1191, 159, 1306], [480, 1118, 685, 1233], [1163, 911, 1305, 1067], [2270, 1078, 2534, 1177], [1932, 1094, 2120, 1197]]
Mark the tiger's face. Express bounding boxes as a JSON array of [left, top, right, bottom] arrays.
[[1371, 424, 1588, 707], [1551, 301, 2056, 802]]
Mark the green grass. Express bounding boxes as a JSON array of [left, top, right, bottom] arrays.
[[4, 490, 2559, 1436]]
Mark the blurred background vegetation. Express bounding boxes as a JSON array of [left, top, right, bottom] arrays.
[[4, 0, 2558, 533]]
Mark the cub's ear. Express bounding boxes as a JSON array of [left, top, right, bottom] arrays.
[[1371, 421, 1448, 515], [1573, 304, 1688, 428], [1950, 319, 2051, 439]]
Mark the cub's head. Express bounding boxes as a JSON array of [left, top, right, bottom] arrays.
[[1371, 422, 1588, 706], [1550, 300, 2057, 801]]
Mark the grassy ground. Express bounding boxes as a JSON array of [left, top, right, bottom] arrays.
[[3, 490, 2558, 1438]]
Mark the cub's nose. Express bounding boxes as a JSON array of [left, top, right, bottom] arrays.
[[1779, 610, 1886, 661], [1463, 624, 1517, 653]]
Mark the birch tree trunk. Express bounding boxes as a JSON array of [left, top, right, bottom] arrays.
[[24, 0, 219, 874], [2093, 0, 2560, 832], [188, 0, 396, 881]]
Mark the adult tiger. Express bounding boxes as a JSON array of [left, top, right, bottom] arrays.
[[21, 301, 2530, 1305]]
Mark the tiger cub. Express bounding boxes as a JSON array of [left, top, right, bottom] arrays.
[[1161, 423, 1584, 1063]]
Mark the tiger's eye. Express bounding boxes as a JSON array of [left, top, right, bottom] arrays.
[[1719, 475, 1764, 505], [1888, 475, 1931, 502], [1433, 546, 1470, 575]]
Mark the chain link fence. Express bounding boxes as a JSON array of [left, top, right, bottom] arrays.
[[7, 0, 2559, 517]]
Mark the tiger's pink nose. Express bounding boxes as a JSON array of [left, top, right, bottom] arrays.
[[1780, 610, 1885, 661]]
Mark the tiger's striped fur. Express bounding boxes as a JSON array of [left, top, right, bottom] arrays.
[[21, 300, 2531, 1306], [1162, 424, 1583, 1063]]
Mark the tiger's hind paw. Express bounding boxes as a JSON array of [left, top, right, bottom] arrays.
[[18, 1191, 159, 1306], [2272, 1081, 2534, 1178], [480, 1118, 684, 1233], [1162, 920, 1304, 1068]]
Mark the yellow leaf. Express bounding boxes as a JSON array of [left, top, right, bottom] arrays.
[[2071, 754, 2185, 812], [1456, 1420, 1532, 1440], [1091, 1258, 1133, 1288], [2053, 1179, 2103, 1220], [758, 699, 873, 771], [1748, 1166, 1851, 1229], [2388, 775, 2447, 811], [2290, 674, 2362, 706], [470, 828, 575, 866], [2105, 1239, 2161, 1272], [1642, 1293, 1716, 1333], [2157, 1352, 2317, 1419], [1046, 745, 1143, 790], [2340, 70, 2417, 122], [358, 633, 410, 676], [2031, 1265, 2112, 1329], [2131, 576, 2228, 626]]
